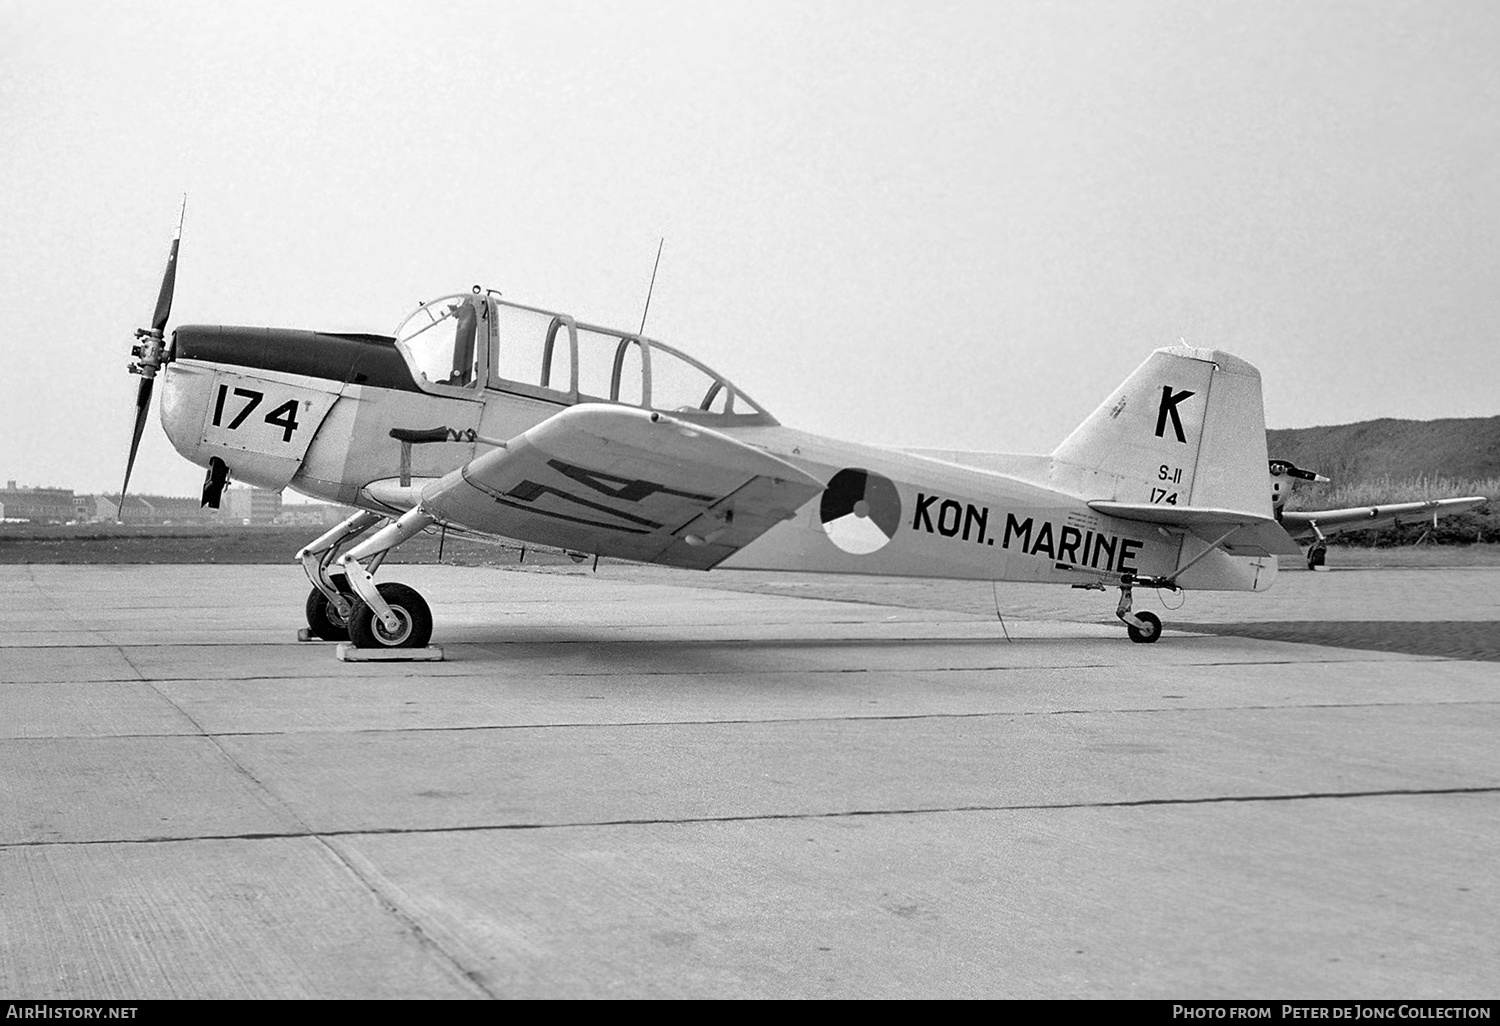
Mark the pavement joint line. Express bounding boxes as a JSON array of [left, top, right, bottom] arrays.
[[7, 697, 1500, 742], [122, 668, 499, 996], [109, 643, 149, 684], [315, 838, 500, 999], [4, 785, 1497, 851]]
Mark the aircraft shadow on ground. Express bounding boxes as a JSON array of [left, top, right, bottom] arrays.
[[443, 631, 1132, 674], [1174, 620, 1500, 661], [456, 633, 1079, 653]]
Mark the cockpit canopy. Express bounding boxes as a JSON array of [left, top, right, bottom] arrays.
[[394, 297, 482, 388], [393, 292, 773, 423]]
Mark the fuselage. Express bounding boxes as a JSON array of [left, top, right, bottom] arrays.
[[157, 291, 1276, 593]]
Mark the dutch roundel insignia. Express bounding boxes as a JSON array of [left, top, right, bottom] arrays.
[[819, 468, 902, 554]]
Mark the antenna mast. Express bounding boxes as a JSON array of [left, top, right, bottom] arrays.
[[637, 237, 664, 337]]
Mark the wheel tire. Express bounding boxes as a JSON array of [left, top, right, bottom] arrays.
[[1126, 610, 1162, 644], [305, 587, 351, 641], [348, 582, 433, 649], [1308, 545, 1327, 570]]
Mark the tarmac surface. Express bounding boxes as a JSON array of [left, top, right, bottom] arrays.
[[1, 562, 1497, 999]]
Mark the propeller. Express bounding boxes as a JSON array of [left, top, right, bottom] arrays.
[[119, 200, 184, 520], [1268, 459, 1330, 483]]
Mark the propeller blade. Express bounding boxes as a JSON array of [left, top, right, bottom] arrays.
[[150, 197, 186, 332], [118, 376, 154, 520], [151, 237, 180, 333]]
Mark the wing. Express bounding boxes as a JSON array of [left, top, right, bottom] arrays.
[[1088, 501, 1305, 557], [419, 405, 823, 569], [1279, 496, 1489, 540]]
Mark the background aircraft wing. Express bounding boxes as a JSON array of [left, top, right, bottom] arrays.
[[1279, 496, 1488, 540], [419, 405, 823, 569]]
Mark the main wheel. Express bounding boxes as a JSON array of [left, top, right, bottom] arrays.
[[348, 582, 433, 649], [305, 586, 351, 641], [1307, 544, 1327, 570], [1126, 611, 1162, 644]]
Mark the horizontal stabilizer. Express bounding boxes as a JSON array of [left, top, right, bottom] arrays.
[[1089, 500, 1304, 557]]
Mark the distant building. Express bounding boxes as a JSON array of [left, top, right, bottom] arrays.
[[95, 494, 224, 524], [7, 481, 341, 527], [223, 485, 283, 524], [0, 481, 77, 523], [276, 503, 350, 528]]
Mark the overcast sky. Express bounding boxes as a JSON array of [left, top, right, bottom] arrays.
[[3, 0, 1498, 496]]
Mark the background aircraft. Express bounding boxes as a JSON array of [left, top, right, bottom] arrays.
[[125, 234, 1311, 649], [1267, 460, 1487, 568]]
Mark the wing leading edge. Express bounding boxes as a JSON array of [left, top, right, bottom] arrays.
[[419, 405, 823, 569]]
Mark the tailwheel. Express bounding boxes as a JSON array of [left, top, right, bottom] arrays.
[[1126, 610, 1162, 644], [1115, 573, 1164, 644], [348, 582, 433, 649]]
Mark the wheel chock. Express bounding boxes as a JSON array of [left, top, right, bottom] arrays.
[[335, 643, 445, 662]]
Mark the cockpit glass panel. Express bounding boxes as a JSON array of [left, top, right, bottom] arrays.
[[649, 346, 728, 413], [395, 297, 480, 388], [576, 326, 644, 404], [703, 380, 731, 415], [614, 339, 644, 406], [546, 320, 574, 393], [490, 303, 571, 392]]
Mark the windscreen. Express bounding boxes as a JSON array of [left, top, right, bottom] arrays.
[[394, 296, 480, 388]]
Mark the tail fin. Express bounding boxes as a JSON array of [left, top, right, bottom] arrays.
[[1051, 345, 1272, 517]]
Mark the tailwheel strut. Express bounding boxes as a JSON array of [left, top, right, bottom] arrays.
[[1306, 522, 1328, 570], [339, 506, 437, 649], [1115, 572, 1164, 644]]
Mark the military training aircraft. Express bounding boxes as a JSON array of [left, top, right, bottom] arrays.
[[1266, 460, 1486, 569], [117, 226, 1474, 650]]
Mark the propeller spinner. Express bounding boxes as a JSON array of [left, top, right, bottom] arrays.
[[118, 202, 184, 519]]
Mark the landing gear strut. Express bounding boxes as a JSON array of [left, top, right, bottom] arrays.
[[296, 506, 441, 649], [337, 506, 437, 649], [1116, 572, 1164, 644], [297, 510, 385, 641]]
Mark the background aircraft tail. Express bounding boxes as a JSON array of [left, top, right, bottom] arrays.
[[1051, 345, 1272, 517]]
